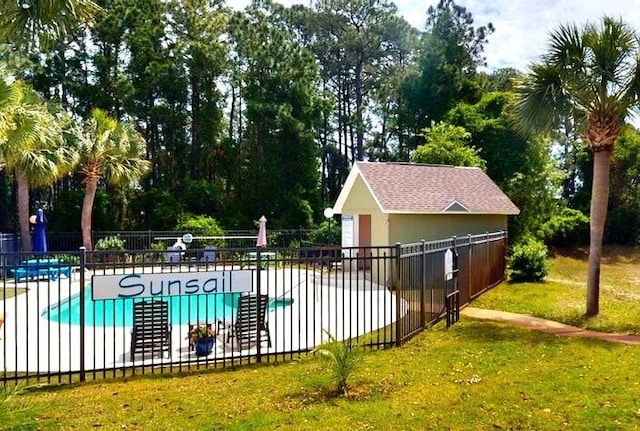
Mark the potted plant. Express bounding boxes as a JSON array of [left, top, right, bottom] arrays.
[[187, 324, 216, 356]]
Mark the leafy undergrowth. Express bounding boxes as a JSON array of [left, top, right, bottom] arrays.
[[474, 245, 640, 334], [3, 321, 640, 430]]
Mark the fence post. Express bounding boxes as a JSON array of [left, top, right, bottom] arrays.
[[420, 239, 426, 329], [394, 242, 402, 347], [79, 247, 86, 382], [256, 247, 262, 363]]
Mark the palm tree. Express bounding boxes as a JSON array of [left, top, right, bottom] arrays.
[[0, 77, 77, 251], [515, 17, 640, 316], [0, 0, 100, 49], [0, 64, 20, 144], [76, 108, 150, 252]]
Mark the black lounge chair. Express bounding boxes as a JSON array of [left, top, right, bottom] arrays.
[[218, 294, 271, 350], [130, 299, 172, 360]]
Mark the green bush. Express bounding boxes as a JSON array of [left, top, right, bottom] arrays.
[[94, 235, 125, 251], [605, 204, 640, 245], [538, 207, 589, 247], [175, 214, 226, 248], [309, 220, 341, 246], [56, 254, 80, 265], [94, 235, 126, 263], [508, 238, 549, 282]]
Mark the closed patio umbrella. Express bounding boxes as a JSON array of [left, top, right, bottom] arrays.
[[32, 208, 47, 253], [256, 216, 267, 248]]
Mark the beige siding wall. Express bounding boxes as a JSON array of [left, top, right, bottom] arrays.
[[388, 213, 508, 244], [339, 176, 389, 247]]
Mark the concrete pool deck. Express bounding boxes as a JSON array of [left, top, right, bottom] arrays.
[[0, 268, 403, 373]]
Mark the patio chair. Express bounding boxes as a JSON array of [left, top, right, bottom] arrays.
[[165, 246, 181, 265], [201, 246, 217, 264], [217, 294, 271, 350], [130, 299, 172, 361]]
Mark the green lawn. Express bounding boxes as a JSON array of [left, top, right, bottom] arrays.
[[473, 245, 640, 334], [2, 246, 640, 430]]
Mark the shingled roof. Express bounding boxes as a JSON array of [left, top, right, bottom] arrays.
[[333, 162, 519, 215]]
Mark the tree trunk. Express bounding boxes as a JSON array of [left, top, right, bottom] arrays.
[[354, 56, 364, 162], [81, 177, 98, 252], [190, 72, 201, 177], [586, 150, 612, 316], [16, 170, 31, 252]]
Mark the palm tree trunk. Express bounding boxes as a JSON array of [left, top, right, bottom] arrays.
[[16, 170, 31, 252], [81, 177, 98, 252], [586, 150, 611, 316]]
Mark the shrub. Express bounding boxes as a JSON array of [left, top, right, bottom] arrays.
[[56, 254, 80, 265], [508, 237, 549, 282], [313, 330, 364, 396], [309, 220, 341, 246], [605, 205, 640, 245], [175, 214, 226, 248], [94, 235, 126, 263], [538, 207, 589, 247], [94, 235, 125, 251], [0, 384, 37, 429]]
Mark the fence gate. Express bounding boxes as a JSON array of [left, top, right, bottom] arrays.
[[395, 232, 507, 345]]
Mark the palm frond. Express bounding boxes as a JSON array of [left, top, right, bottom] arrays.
[[514, 62, 571, 135], [313, 329, 364, 395], [0, 0, 102, 48], [516, 17, 640, 137]]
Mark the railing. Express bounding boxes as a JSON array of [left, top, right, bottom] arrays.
[[394, 232, 508, 344], [42, 229, 324, 252], [0, 231, 507, 387]]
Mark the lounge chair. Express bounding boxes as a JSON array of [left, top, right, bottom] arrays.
[[130, 299, 172, 360], [217, 294, 271, 350], [202, 246, 217, 264], [165, 246, 181, 265]]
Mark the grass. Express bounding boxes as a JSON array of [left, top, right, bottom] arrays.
[[473, 245, 640, 334], [4, 323, 640, 430], [3, 246, 640, 430], [1, 287, 27, 300]]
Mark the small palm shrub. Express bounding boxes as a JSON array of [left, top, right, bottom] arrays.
[[508, 237, 549, 282], [313, 330, 364, 395], [0, 385, 36, 429]]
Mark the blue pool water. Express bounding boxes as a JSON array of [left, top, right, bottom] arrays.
[[43, 287, 292, 327]]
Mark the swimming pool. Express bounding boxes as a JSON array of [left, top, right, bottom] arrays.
[[42, 287, 292, 327]]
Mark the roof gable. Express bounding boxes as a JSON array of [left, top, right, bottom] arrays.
[[333, 162, 519, 215], [443, 200, 470, 212]]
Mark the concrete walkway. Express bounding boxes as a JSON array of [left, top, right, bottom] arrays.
[[461, 307, 640, 345]]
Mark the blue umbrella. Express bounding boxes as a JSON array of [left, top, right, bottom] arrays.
[[32, 208, 47, 253]]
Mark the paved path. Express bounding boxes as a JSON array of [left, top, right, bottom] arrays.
[[461, 307, 640, 345]]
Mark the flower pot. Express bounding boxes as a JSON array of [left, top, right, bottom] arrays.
[[195, 337, 215, 356]]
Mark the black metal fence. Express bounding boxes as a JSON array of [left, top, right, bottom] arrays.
[[40, 229, 324, 252], [394, 232, 507, 344], [0, 231, 507, 387]]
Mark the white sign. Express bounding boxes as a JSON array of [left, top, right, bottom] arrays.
[[444, 249, 453, 281], [92, 270, 253, 300], [342, 215, 354, 257]]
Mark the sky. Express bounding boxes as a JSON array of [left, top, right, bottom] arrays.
[[233, 0, 640, 72]]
